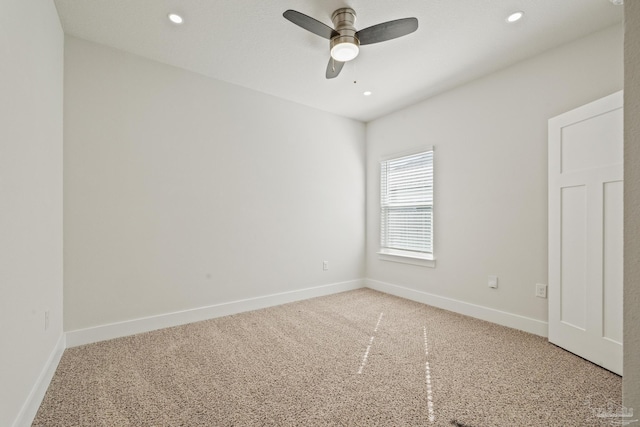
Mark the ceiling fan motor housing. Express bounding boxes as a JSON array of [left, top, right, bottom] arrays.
[[330, 8, 359, 61]]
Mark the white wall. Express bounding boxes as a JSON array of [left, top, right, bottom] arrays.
[[0, 1, 64, 426], [365, 25, 623, 328], [63, 37, 365, 332], [624, 1, 640, 412]]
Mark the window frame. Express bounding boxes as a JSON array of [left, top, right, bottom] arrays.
[[378, 146, 435, 268]]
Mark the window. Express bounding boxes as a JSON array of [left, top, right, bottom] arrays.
[[379, 148, 434, 267]]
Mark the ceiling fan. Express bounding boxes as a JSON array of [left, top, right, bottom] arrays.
[[283, 8, 419, 79]]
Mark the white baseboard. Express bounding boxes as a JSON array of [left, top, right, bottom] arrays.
[[12, 333, 66, 427], [11, 278, 545, 427], [365, 278, 548, 337], [10, 279, 547, 426], [66, 279, 365, 347]]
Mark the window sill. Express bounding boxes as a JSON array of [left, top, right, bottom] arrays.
[[377, 249, 436, 268]]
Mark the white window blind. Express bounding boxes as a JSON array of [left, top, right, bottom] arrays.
[[380, 149, 433, 255]]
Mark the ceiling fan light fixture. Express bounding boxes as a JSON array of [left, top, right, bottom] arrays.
[[330, 34, 360, 62], [331, 41, 359, 62]]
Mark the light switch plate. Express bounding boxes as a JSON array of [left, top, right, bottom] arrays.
[[488, 275, 498, 289]]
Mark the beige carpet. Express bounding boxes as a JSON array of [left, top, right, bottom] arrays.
[[33, 289, 621, 426]]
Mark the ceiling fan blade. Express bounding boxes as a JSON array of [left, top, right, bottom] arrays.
[[283, 10, 338, 40], [356, 17, 418, 45], [326, 58, 345, 79]]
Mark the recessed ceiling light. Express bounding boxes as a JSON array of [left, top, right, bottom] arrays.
[[363, 91, 372, 96], [168, 13, 184, 24], [506, 11, 524, 23]]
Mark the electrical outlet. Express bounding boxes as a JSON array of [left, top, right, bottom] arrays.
[[535, 284, 547, 298], [44, 310, 50, 331], [488, 275, 498, 289], [323, 261, 328, 271]]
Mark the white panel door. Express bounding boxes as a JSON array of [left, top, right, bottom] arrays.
[[548, 91, 623, 375]]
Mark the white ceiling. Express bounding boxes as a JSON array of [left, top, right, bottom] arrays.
[[53, 0, 623, 122]]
